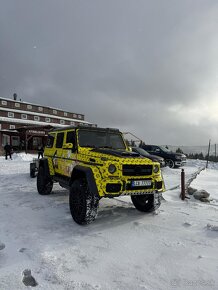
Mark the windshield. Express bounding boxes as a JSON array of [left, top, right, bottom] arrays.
[[133, 147, 149, 156], [159, 146, 171, 152], [78, 130, 126, 150]]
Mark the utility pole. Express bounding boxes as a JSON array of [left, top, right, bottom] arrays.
[[206, 139, 211, 168]]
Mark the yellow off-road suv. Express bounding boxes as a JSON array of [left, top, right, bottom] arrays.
[[37, 126, 165, 225]]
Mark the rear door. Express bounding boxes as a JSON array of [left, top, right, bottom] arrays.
[[54, 132, 64, 175]]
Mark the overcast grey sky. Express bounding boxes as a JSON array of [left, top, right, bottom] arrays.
[[0, 0, 218, 145]]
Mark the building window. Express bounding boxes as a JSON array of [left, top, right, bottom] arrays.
[[27, 104, 32, 109], [53, 109, 57, 114], [60, 120, 65, 125], [15, 103, 20, 108], [34, 116, 40, 121], [1, 100, 7, 105], [11, 136, 20, 146], [2, 134, 10, 146], [45, 117, 50, 122], [21, 114, 27, 119], [33, 137, 43, 148], [10, 125, 16, 130], [38, 107, 43, 112], [8, 112, 14, 118], [78, 115, 82, 119], [73, 114, 77, 118], [64, 112, 68, 117], [70, 121, 75, 126]]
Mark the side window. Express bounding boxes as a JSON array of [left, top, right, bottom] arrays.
[[56, 132, 64, 148], [145, 145, 152, 151], [66, 131, 75, 144], [46, 134, 55, 148], [153, 146, 160, 152]]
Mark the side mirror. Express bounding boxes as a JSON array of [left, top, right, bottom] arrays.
[[63, 143, 73, 149]]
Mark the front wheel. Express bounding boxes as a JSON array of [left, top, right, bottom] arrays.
[[37, 166, 53, 195], [69, 178, 99, 225], [131, 193, 161, 212], [166, 159, 175, 168]]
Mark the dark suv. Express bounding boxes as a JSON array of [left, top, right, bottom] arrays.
[[140, 144, 186, 168]]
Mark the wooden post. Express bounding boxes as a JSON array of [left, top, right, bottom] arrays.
[[25, 131, 28, 154], [206, 139, 211, 168], [181, 169, 185, 200]]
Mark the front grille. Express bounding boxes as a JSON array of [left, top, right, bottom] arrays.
[[123, 165, 152, 176]]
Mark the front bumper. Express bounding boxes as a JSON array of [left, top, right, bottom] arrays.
[[175, 160, 186, 167], [100, 177, 164, 197]]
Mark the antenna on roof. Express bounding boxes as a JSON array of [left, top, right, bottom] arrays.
[[13, 93, 17, 101]]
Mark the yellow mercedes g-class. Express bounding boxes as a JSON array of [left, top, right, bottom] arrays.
[[37, 126, 165, 225]]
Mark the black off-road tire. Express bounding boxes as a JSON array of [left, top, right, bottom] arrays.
[[37, 166, 53, 195], [131, 193, 161, 212], [69, 178, 99, 225], [166, 159, 175, 168]]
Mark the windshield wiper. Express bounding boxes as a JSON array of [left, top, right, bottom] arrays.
[[98, 146, 113, 149]]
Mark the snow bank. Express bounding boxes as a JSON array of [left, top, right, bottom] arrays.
[[0, 152, 37, 163]]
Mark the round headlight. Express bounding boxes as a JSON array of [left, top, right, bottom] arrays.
[[108, 164, 116, 174], [153, 164, 159, 173]]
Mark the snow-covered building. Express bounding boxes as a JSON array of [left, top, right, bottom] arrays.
[[0, 95, 93, 154]]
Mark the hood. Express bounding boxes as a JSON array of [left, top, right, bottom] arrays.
[[150, 154, 164, 161], [91, 148, 140, 158], [175, 152, 186, 158]]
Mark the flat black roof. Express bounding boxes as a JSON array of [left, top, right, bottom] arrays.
[[50, 125, 120, 133], [15, 125, 54, 132]]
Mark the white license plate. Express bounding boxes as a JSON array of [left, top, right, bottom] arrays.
[[131, 180, 151, 187]]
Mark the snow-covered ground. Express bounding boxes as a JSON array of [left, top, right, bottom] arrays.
[[0, 153, 217, 290]]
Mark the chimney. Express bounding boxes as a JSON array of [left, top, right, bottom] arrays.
[[13, 93, 17, 101]]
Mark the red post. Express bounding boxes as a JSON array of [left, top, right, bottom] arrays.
[[181, 169, 185, 200]]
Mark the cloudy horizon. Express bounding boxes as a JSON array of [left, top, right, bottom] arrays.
[[1, 0, 218, 146]]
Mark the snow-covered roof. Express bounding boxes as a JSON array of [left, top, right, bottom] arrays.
[[0, 96, 84, 117], [0, 116, 89, 127], [0, 107, 87, 123]]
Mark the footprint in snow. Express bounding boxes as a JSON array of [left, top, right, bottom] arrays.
[[207, 224, 218, 232], [0, 242, 5, 250], [179, 211, 190, 216], [22, 269, 38, 287], [19, 247, 28, 253], [183, 222, 192, 227]]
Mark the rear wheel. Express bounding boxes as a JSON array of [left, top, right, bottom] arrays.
[[37, 166, 53, 195], [69, 178, 99, 225], [166, 159, 175, 168], [30, 168, 36, 178], [131, 193, 161, 212]]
